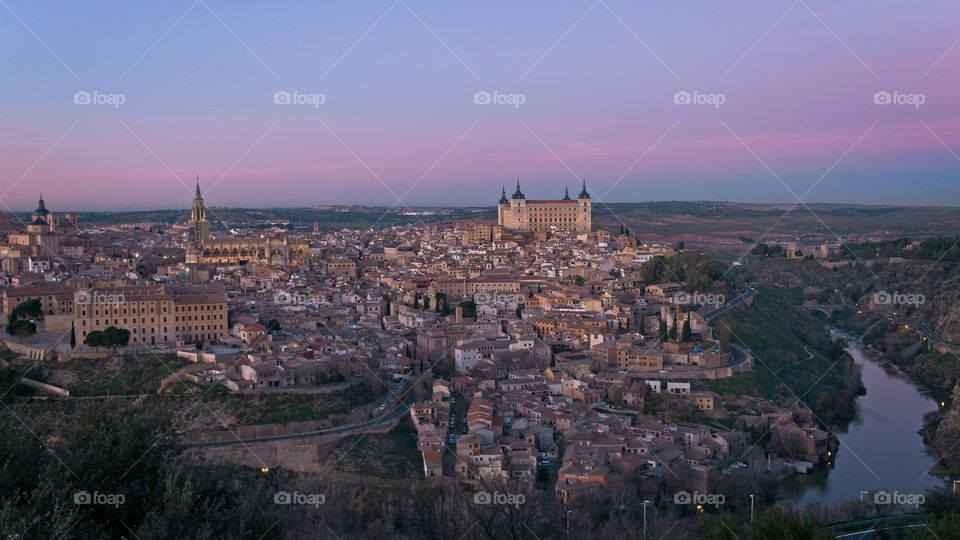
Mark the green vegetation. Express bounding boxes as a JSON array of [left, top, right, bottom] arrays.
[[837, 236, 960, 262], [83, 326, 131, 352], [330, 415, 421, 478], [221, 382, 382, 425], [0, 401, 279, 539], [705, 286, 862, 425], [12, 298, 42, 319], [37, 355, 189, 396], [640, 252, 726, 293]]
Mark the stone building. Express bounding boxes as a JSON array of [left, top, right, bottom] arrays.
[[497, 181, 592, 233]]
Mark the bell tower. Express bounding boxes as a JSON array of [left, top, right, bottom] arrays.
[[191, 175, 210, 245]]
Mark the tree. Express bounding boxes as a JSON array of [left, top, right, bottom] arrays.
[[7, 319, 36, 338], [412, 295, 419, 309], [682, 312, 692, 342], [103, 326, 131, 353], [84, 330, 107, 350], [659, 316, 668, 342], [669, 316, 678, 342], [265, 319, 281, 334], [13, 298, 42, 319], [70, 322, 76, 349], [458, 300, 477, 319], [718, 320, 733, 353], [422, 296, 430, 310]]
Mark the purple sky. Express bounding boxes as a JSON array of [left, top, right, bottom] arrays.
[[1, 0, 959, 210]]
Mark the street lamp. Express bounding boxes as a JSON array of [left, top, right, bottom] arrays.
[[642, 500, 651, 540], [749, 494, 754, 525]]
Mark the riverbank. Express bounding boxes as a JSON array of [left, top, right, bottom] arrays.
[[780, 343, 944, 506]]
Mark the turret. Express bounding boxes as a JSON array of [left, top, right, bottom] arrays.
[[578, 179, 590, 199], [511, 179, 525, 200]]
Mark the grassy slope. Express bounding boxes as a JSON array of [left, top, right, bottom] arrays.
[[330, 415, 422, 479], [705, 285, 860, 424]]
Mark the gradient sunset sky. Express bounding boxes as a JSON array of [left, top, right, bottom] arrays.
[[1, 0, 959, 210]]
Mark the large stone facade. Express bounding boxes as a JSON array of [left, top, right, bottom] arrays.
[[496, 181, 591, 233], [185, 178, 308, 266]]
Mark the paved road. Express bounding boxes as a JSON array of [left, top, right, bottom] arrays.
[[185, 390, 417, 448], [880, 310, 959, 351], [703, 287, 757, 321]]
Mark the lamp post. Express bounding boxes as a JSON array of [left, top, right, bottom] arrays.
[[749, 494, 754, 525], [566, 509, 571, 537], [642, 500, 651, 540]]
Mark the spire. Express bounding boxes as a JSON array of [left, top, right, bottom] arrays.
[[34, 193, 49, 216], [578, 179, 590, 199], [562, 186, 571, 200], [195, 175, 201, 197], [499, 185, 509, 204], [511, 178, 525, 199]]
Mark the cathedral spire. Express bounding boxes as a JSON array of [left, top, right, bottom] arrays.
[[195, 175, 201, 197]]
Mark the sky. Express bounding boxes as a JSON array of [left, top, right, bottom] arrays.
[[1, 0, 959, 210]]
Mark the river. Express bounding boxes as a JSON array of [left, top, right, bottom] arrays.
[[781, 342, 945, 506]]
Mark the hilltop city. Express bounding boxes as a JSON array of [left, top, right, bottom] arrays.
[[2, 181, 959, 539]]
